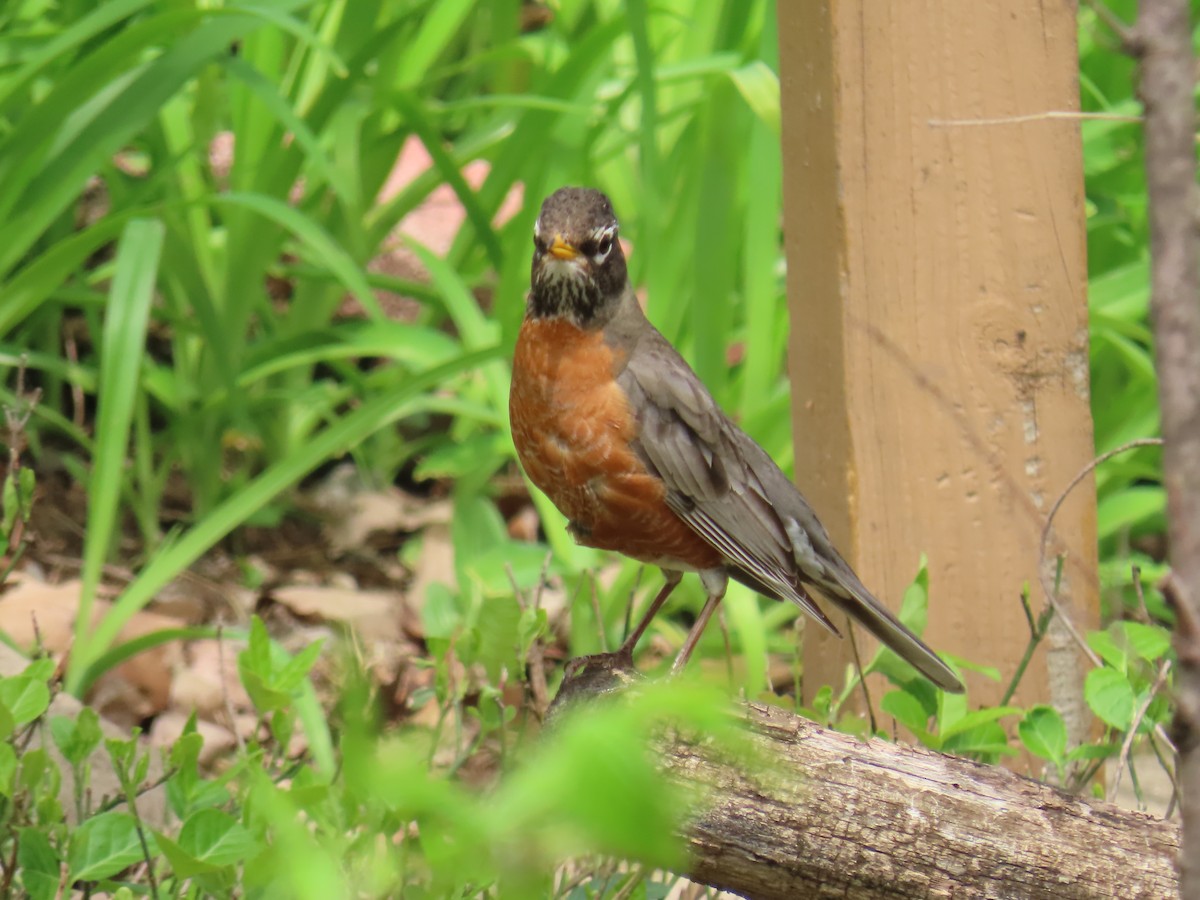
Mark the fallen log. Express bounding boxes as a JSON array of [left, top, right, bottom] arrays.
[[552, 661, 1181, 899]]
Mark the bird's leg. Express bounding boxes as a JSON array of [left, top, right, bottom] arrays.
[[560, 571, 683, 684], [616, 570, 683, 659], [670, 581, 726, 675]]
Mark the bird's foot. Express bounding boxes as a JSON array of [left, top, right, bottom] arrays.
[[561, 647, 636, 681], [548, 649, 642, 721]]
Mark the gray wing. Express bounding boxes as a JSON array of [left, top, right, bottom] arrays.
[[616, 325, 964, 693]]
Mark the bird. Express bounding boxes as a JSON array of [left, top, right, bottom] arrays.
[[509, 186, 964, 693]]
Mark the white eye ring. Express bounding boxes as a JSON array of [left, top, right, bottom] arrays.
[[593, 232, 615, 262]]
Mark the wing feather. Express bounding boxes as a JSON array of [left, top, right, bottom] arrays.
[[612, 320, 963, 693]]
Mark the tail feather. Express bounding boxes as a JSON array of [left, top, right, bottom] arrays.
[[822, 573, 964, 693]]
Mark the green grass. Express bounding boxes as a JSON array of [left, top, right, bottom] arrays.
[[0, 0, 796, 694]]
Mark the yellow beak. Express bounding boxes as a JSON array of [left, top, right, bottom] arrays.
[[548, 236, 579, 261]]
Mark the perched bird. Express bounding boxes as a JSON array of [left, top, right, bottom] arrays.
[[509, 187, 963, 693]]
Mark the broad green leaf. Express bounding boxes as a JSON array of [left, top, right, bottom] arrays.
[[469, 594, 522, 681], [392, 0, 475, 86], [238, 626, 290, 713], [1067, 743, 1121, 762], [179, 808, 261, 871], [50, 708, 104, 767], [154, 830, 215, 879], [0, 675, 50, 725], [0, 743, 16, 797], [1097, 486, 1166, 540], [937, 706, 1022, 741], [421, 584, 462, 640], [1086, 630, 1127, 673], [1088, 258, 1149, 318], [0, 699, 15, 742], [725, 582, 769, 699], [18, 748, 50, 793], [880, 690, 934, 746], [22, 658, 55, 682], [940, 721, 1018, 759], [18, 827, 60, 900], [274, 639, 325, 693], [1085, 668, 1135, 731], [1018, 705, 1067, 767], [68, 812, 144, 882], [1119, 621, 1171, 663]]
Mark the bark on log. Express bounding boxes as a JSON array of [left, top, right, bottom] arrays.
[[674, 703, 1179, 899], [551, 662, 1180, 899]]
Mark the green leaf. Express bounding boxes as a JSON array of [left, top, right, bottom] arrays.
[[880, 690, 935, 746], [274, 639, 325, 693], [1085, 668, 1135, 731], [937, 706, 1022, 741], [1018, 705, 1067, 767], [50, 709, 104, 767], [470, 594, 522, 681], [518, 606, 549, 661], [1086, 630, 1127, 673], [178, 808, 260, 872], [1118, 621, 1171, 663], [940, 720, 1018, 758], [68, 812, 144, 882], [1067, 742, 1120, 762], [0, 467, 35, 538], [18, 827, 60, 900], [0, 699, 15, 742], [238, 618, 290, 710], [421, 584, 462, 640], [18, 747, 50, 794], [23, 657, 55, 682], [0, 743, 16, 797], [867, 559, 938, 686], [808, 685, 834, 723], [0, 675, 50, 725], [1097, 486, 1165, 540], [154, 830, 215, 879]]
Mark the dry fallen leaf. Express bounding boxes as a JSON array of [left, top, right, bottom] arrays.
[[271, 584, 404, 646], [171, 638, 253, 718], [305, 464, 452, 554], [0, 573, 184, 718]]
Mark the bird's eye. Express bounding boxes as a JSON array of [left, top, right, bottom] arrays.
[[596, 234, 614, 257]]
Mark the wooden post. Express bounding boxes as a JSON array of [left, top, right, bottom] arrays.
[[779, 3, 1099, 740]]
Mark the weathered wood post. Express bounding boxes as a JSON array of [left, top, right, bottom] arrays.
[[779, 3, 1100, 744]]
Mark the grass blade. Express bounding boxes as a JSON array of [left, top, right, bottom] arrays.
[[74, 218, 165, 676]]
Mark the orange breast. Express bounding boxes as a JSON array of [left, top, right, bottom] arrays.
[[510, 318, 721, 571]]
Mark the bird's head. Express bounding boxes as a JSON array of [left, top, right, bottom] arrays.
[[528, 187, 628, 326]]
